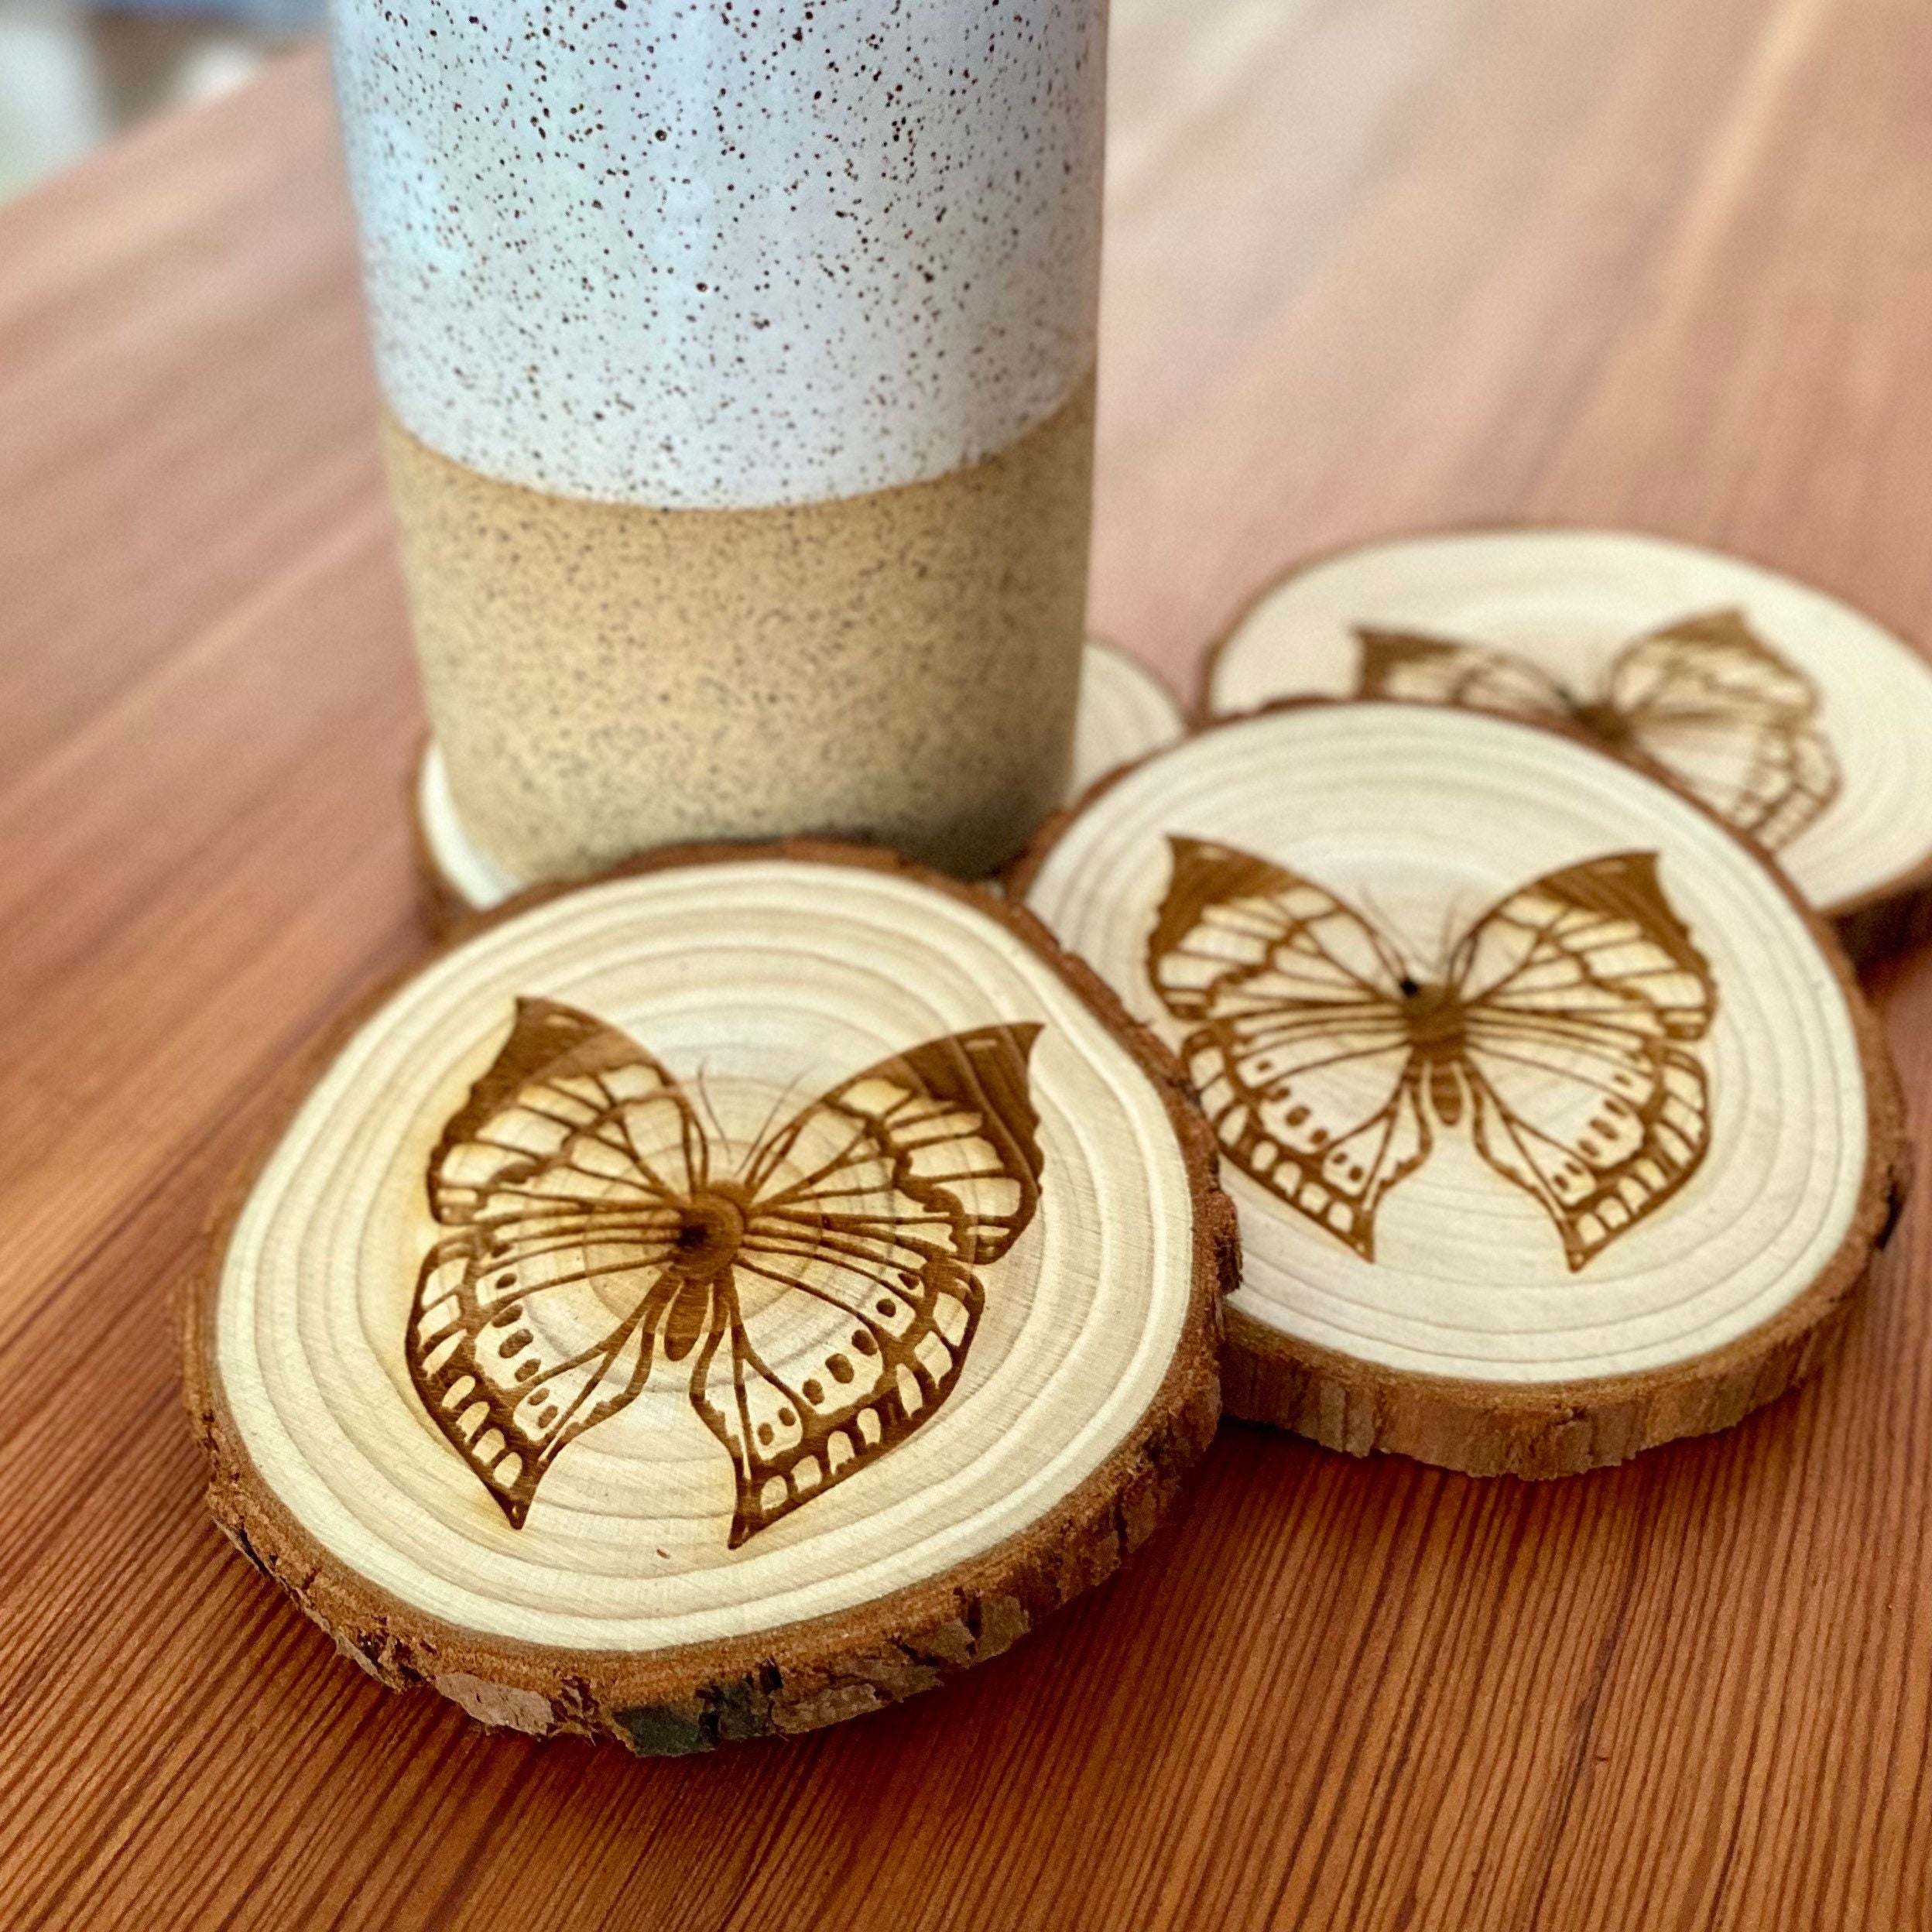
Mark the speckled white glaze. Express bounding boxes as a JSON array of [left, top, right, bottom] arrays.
[[331, 0, 1107, 509]]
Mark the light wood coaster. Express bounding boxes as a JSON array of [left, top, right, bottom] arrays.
[[414, 638, 1185, 928], [1201, 529, 1932, 961], [184, 842, 1235, 1752], [1075, 635, 1187, 791], [1013, 701, 1906, 1477]]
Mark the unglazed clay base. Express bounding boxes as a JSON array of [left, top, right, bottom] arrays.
[[1014, 702, 1905, 1477], [413, 639, 1185, 929], [1201, 529, 1932, 958], [385, 379, 1093, 886], [185, 844, 1233, 1752]]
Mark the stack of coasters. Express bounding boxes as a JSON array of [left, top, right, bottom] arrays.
[[185, 844, 1233, 1752], [1202, 529, 1932, 961], [416, 639, 1186, 927], [1015, 700, 1906, 1476], [190, 524, 1923, 1752]]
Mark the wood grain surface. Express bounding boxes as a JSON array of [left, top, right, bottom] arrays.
[[2, 0, 1930, 1924]]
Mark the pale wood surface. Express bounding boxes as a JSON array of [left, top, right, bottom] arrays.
[[4, 1, 1932, 1923]]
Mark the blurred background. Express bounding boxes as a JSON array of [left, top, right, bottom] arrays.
[[0, 0, 312, 199]]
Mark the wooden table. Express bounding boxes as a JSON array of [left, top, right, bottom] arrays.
[[5, 2, 1930, 1923]]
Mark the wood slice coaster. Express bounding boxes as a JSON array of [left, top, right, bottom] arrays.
[[1076, 635, 1187, 790], [414, 638, 1185, 929], [184, 843, 1234, 1752], [1012, 701, 1907, 1477], [1201, 529, 1932, 960]]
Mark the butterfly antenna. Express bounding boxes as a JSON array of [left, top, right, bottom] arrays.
[[738, 1069, 809, 1188], [690, 1063, 731, 1188], [1355, 883, 1417, 985], [1434, 889, 1477, 980]]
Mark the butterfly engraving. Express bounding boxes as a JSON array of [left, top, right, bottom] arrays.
[[408, 999, 1044, 1546], [1149, 839, 1716, 1270], [1355, 608, 1839, 849]]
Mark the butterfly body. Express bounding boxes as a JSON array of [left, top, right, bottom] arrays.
[[1150, 838, 1717, 1272], [1564, 694, 1630, 749], [409, 1001, 1043, 1545], [668, 1187, 749, 1279], [1396, 978, 1469, 1125]]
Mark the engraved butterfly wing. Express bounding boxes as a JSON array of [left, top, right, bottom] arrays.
[[1601, 609, 1839, 848], [409, 998, 711, 1527], [408, 1001, 1044, 1545], [1355, 627, 1573, 721], [702, 1026, 1043, 1547], [1148, 837, 1428, 1259], [1148, 840, 1718, 1272], [1452, 852, 1716, 1269]]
